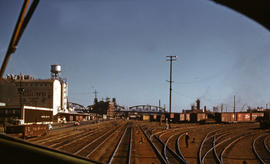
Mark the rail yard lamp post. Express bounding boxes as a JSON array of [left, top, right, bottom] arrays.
[[18, 80, 25, 123]]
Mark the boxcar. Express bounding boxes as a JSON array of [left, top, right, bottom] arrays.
[[237, 113, 250, 122], [6, 124, 48, 138], [251, 113, 264, 121], [170, 113, 180, 123], [185, 113, 190, 122], [190, 113, 207, 122], [179, 113, 185, 122], [264, 110, 270, 120], [260, 110, 270, 129], [150, 114, 158, 122], [142, 115, 150, 121], [220, 113, 235, 123]]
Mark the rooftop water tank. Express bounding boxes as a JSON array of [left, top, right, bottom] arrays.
[[51, 64, 61, 74]]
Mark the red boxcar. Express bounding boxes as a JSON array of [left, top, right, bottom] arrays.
[[237, 113, 250, 122], [221, 113, 235, 122]]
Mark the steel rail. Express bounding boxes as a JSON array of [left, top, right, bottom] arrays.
[[153, 134, 185, 164], [140, 126, 168, 164], [50, 129, 103, 148], [202, 132, 233, 164], [107, 127, 128, 164], [252, 133, 267, 164], [27, 121, 106, 142], [128, 127, 133, 164], [85, 125, 125, 158], [164, 133, 187, 164], [264, 135, 270, 153], [38, 126, 108, 146], [176, 132, 188, 163], [220, 132, 254, 164], [213, 134, 220, 164], [198, 129, 221, 164], [213, 131, 232, 164], [74, 127, 117, 155], [55, 125, 121, 150]]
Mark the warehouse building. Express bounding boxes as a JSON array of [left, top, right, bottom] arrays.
[[0, 65, 68, 116]]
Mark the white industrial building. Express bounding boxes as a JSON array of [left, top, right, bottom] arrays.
[[0, 65, 68, 116]]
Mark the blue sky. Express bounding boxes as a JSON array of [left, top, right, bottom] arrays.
[[1, 0, 270, 112]]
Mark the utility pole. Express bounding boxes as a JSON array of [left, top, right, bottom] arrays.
[[166, 56, 177, 114], [158, 99, 161, 111], [93, 89, 98, 104], [93, 89, 98, 99], [234, 95, 236, 121]]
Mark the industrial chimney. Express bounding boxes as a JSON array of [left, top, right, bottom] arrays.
[[196, 99, 200, 110]]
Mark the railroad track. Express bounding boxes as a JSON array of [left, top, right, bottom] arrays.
[[253, 132, 270, 164], [43, 127, 109, 147], [108, 126, 133, 164], [72, 124, 126, 157], [34, 123, 116, 148], [142, 126, 185, 164], [148, 123, 221, 164], [55, 126, 114, 150], [140, 126, 167, 164], [25, 120, 268, 164], [197, 123, 260, 164], [27, 120, 117, 143]]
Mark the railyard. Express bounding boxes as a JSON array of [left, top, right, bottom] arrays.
[[1, 0, 270, 164], [22, 120, 270, 164]]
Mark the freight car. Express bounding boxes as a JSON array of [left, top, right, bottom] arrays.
[[0, 105, 53, 137], [260, 110, 270, 129], [169, 113, 180, 123], [142, 114, 150, 121], [163, 113, 181, 123], [236, 112, 251, 122], [215, 112, 235, 123], [190, 112, 207, 123], [57, 112, 92, 122], [150, 114, 161, 122], [6, 124, 48, 138], [179, 113, 190, 122], [215, 112, 264, 123]]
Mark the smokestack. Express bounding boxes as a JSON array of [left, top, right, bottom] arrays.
[[196, 99, 200, 110], [203, 106, 206, 113]]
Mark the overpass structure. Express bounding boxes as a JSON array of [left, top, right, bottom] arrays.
[[68, 102, 86, 112], [128, 105, 166, 113]]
